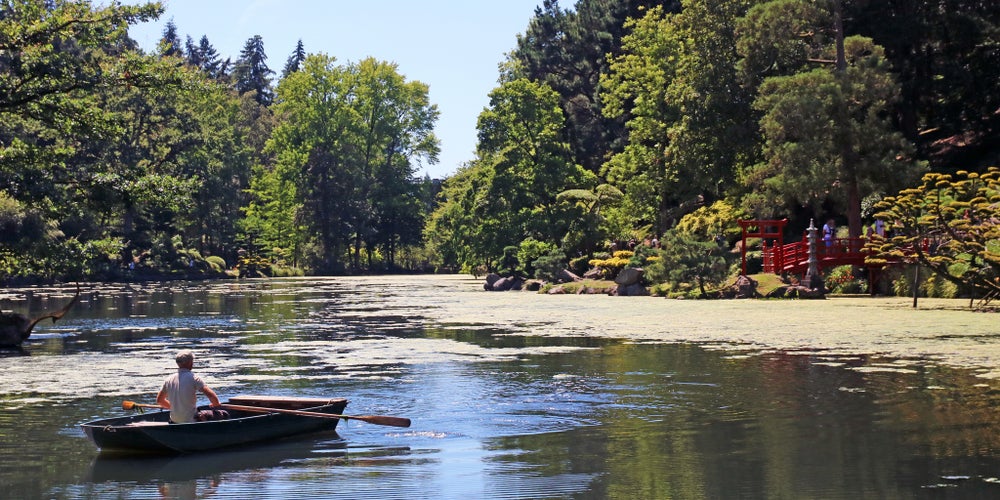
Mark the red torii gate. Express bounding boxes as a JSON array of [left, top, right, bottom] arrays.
[[737, 219, 787, 276]]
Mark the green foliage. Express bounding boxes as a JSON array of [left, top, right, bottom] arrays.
[[588, 250, 634, 280], [424, 78, 593, 273], [601, 1, 758, 235], [517, 238, 557, 278], [569, 255, 591, 276], [846, 2, 1000, 169], [646, 231, 729, 297], [556, 183, 624, 255], [674, 200, 747, 245], [251, 55, 439, 273], [205, 255, 227, 273], [509, 0, 664, 173], [532, 247, 568, 283], [741, 2, 924, 235], [2, 0, 997, 285], [921, 272, 960, 299], [233, 35, 274, 106], [500, 246, 520, 276], [824, 265, 867, 294], [628, 244, 659, 268], [869, 167, 1000, 304]]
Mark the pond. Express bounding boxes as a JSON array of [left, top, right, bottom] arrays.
[[2, 276, 999, 498]]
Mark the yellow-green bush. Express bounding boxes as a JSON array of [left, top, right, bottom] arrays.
[[205, 255, 227, 272], [588, 256, 632, 279]]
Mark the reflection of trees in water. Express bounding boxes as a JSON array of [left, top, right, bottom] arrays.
[[485, 344, 1000, 498]]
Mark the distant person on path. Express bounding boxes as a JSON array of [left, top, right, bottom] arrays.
[[823, 219, 835, 248], [157, 350, 221, 423]]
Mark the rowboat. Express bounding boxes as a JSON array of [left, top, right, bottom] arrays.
[[81, 395, 349, 454]]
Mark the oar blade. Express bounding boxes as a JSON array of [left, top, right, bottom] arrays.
[[357, 415, 411, 428]]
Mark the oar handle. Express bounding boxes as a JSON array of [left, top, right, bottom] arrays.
[[122, 400, 165, 410], [219, 403, 411, 428]]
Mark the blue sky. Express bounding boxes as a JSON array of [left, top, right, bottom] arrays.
[[127, 0, 544, 179]]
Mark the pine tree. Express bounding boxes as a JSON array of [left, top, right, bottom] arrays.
[[196, 35, 224, 80], [233, 35, 274, 106], [159, 19, 183, 57], [184, 35, 201, 68], [282, 39, 306, 78]]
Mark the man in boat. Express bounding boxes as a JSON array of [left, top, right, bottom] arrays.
[[157, 350, 223, 423]]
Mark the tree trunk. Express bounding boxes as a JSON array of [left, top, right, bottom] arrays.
[[353, 233, 362, 271], [845, 177, 863, 239], [833, 0, 846, 73], [833, 0, 862, 238]]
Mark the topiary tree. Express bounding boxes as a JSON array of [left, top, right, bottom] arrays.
[[532, 248, 568, 283], [868, 167, 1000, 306]]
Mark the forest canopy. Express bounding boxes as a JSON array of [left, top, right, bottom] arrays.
[[1, 0, 997, 288]]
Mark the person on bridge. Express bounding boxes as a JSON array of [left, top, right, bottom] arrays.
[[823, 219, 835, 247]]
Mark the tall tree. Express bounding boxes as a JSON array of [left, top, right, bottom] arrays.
[[182, 34, 224, 79], [281, 39, 306, 78], [350, 58, 439, 269], [0, 0, 246, 278], [600, 1, 759, 236], [845, 1, 1000, 169], [159, 18, 182, 57], [183, 35, 200, 67], [233, 34, 274, 106], [252, 55, 438, 273], [429, 78, 594, 271], [740, 0, 924, 237], [509, 0, 681, 174]]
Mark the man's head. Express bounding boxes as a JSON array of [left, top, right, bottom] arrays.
[[175, 350, 194, 368]]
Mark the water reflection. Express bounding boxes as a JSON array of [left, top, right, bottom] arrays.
[[88, 433, 346, 482], [3, 278, 1000, 498]]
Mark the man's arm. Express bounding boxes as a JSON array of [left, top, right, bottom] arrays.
[[202, 385, 221, 407], [156, 387, 171, 409]]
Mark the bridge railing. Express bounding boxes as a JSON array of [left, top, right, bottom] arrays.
[[763, 236, 868, 274]]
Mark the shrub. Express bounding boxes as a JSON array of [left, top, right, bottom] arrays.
[[588, 255, 631, 279], [674, 199, 747, 245], [500, 245, 519, 276], [569, 255, 591, 276], [825, 265, 868, 294], [205, 255, 227, 273], [921, 272, 960, 298], [533, 248, 568, 282], [517, 238, 557, 278], [629, 244, 658, 268], [646, 231, 728, 297]]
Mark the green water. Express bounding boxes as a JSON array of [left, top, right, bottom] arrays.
[[1, 277, 999, 499]]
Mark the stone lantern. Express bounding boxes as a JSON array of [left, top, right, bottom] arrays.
[[803, 219, 825, 293]]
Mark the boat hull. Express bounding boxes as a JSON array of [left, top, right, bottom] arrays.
[[81, 396, 348, 453]]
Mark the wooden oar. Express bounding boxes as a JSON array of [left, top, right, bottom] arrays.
[[121, 400, 411, 428], [219, 403, 411, 428], [122, 401, 163, 411]]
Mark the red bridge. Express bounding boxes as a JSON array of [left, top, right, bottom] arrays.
[[763, 236, 868, 274], [739, 219, 868, 276]]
